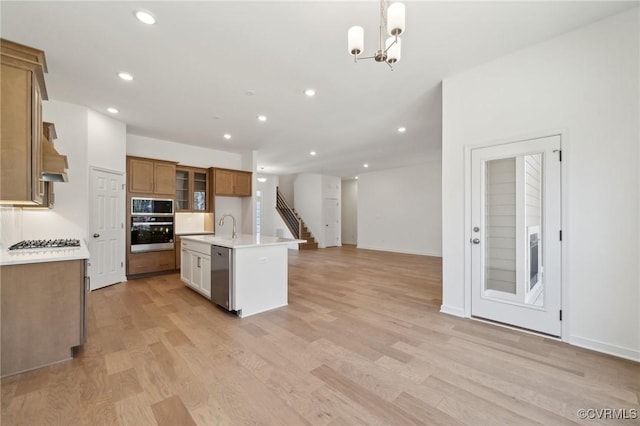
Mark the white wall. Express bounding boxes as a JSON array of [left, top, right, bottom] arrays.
[[127, 134, 242, 169], [341, 179, 358, 245], [240, 150, 257, 235], [126, 134, 246, 237], [441, 8, 639, 360], [278, 174, 296, 205], [21, 101, 92, 240], [358, 161, 442, 256], [293, 174, 322, 245], [256, 173, 278, 237], [88, 110, 126, 173]]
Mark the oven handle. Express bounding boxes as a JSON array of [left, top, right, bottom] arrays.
[[132, 222, 174, 226]]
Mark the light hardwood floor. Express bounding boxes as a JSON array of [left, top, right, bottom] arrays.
[[2, 246, 639, 425]]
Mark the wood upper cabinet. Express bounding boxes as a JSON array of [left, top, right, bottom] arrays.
[[176, 166, 210, 212], [1, 39, 48, 206], [127, 156, 176, 195], [213, 168, 252, 197]]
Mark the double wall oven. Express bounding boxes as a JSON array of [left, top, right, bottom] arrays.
[[130, 197, 174, 253]]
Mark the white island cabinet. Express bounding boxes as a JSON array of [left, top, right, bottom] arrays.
[[180, 239, 212, 298], [180, 234, 305, 317]]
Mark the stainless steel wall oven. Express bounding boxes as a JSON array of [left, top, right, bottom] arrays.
[[130, 198, 174, 253]]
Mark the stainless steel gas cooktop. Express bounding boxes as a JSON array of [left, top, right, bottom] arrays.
[[8, 239, 81, 251]]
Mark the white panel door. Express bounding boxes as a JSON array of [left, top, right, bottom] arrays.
[[471, 135, 562, 336], [89, 168, 124, 290], [323, 198, 339, 248]]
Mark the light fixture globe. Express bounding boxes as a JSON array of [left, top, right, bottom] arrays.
[[257, 167, 267, 183], [385, 36, 401, 64], [348, 26, 364, 56], [387, 2, 405, 36]]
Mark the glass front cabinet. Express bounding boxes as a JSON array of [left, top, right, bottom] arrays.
[[175, 167, 210, 212]]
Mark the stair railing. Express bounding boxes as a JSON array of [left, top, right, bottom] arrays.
[[276, 187, 302, 238]]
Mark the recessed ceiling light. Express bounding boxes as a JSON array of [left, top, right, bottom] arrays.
[[310, 151, 317, 156], [118, 72, 133, 81], [363, 163, 369, 168], [107, 107, 119, 114], [223, 133, 232, 140], [257, 115, 267, 122], [398, 127, 407, 133], [355, 176, 359, 180], [135, 10, 156, 25], [304, 88, 316, 97]]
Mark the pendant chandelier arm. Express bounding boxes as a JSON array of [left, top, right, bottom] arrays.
[[382, 35, 399, 54]]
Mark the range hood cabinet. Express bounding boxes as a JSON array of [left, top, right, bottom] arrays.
[[41, 137, 68, 182], [41, 122, 68, 183]]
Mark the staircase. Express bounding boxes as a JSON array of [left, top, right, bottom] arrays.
[[276, 187, 318, 250]]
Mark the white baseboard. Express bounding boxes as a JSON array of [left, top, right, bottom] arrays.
[[569, 335, 640, 362], [440, 304, 466, 317], [356, 244, 442, 257]]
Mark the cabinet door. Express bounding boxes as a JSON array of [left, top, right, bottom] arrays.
[[31, 80, 45, 203], [200, 255, 211, 298], [128, 158, 154, 193], [0, 60, 43, 205], [191, 253, 203, 290], [154, 162, 176, 195], [234, 172, 252, 196], [180, 248, 192, 285], [175, 169, 190, 211], [214, 169, 234, 195], [193, 170, 208, 211]]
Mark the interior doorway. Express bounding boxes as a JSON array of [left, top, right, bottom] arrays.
[[89, 167, 125, 290]]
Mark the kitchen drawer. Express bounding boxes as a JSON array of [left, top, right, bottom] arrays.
[[181, 240, 210, 256], [128, 250, 175, 275]]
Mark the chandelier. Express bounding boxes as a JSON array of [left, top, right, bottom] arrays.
[[347, 0, 406, 69]]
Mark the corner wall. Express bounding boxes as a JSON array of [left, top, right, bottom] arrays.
[[293, 174, 322, 246], [358, 161, 442, 256], [341, 179, 358, 245], [442, 8, 639, 360]]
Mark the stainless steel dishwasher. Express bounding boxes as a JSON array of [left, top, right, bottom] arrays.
[[211, 245, 233, 310]]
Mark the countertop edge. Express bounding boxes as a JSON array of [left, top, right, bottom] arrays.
[[0, 242, 91, 266], [181, 234, 305, 249]]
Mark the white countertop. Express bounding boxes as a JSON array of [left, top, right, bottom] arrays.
[[175, 231, 215, 236], [0, 240, 90, 266], [181, 234, 305, 249]]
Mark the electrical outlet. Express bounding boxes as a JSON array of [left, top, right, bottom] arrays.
[[259, 257, 267, 264]]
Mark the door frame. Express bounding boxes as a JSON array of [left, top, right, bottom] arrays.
[[463, 131, 569, 340], [88, 166, 126, 289]]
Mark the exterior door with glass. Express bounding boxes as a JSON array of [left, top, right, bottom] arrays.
[[471, 135, 562, 336]]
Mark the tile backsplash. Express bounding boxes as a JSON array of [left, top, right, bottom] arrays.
[[0, 207, 23, 249], [175, 212, 207, 234]]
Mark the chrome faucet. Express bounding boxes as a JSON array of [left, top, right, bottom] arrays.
[[218, 214, 237, 239]]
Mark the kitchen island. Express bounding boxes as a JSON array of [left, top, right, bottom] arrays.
[[180, 234, 304, 317]]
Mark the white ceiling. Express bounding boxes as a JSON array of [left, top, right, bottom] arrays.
[[1, 1, 636, 177]]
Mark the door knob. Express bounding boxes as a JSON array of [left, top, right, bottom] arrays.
[[93, 233, 100, 238], [472, 238, 480, 244]]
